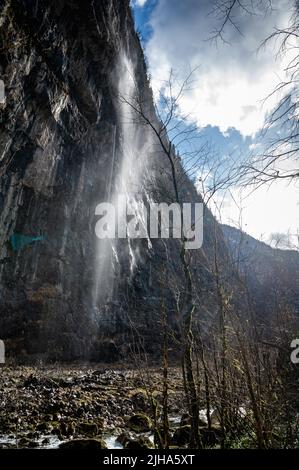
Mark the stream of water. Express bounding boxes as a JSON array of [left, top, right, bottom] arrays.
[[93, 52, 154, 307]]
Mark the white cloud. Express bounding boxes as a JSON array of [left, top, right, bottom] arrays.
[[146, 0, 294, 136], [210, 180, 299, 246], [135, 0, 147, 7], [144, 0, 298, 245]]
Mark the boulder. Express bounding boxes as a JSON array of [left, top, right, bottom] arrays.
[[59, 438, 107, 450], [116, 432, 153, 449], [116, 432, 131, 447], [127, 413, 152, 433], [180, 413, 207, 428], [59, 421, 76, 436], [79, 421, 99, 437], [170, 425, 191, 447], [125, 436, 153, 449], [199, 426, 222, 447], [129, 389, 149, 412]]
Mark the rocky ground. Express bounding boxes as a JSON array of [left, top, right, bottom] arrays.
[[0, 364, 194, 449]]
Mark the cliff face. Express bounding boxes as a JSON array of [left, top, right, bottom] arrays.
[[0, 0, 235, 361], [222, 224, 299, 321]]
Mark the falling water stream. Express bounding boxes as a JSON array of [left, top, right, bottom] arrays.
[[93, 52, 154, 309]]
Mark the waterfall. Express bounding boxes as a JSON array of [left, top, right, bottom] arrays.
[[93, 52, 154, 310]]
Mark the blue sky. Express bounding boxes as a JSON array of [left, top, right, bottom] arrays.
[[131, 0, 298, 248], [132, 0, 157, 42]]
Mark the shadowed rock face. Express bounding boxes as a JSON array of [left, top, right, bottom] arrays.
[[0, 0, 237, 361], [222, 224, 299, 321]]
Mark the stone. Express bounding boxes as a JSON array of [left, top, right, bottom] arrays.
[[79, 421, 99, 437], [125, 436, 153, 449], [199, 426, 222, 447], [180, 413, 207, 428], [59, 438, 107, 450], [129, 389, 149, 411], [36, 422, 53, 433], [18, 437, 39, 448], [127, 413, 152, 433], [116, 432, 131, 447], [117, 432, 153, 449], [170, 425, 191, 447], [60, 421, 76, 436]]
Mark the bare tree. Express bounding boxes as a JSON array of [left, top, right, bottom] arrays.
[[119, 68, 208, 448], [209, 0, 273, 43]]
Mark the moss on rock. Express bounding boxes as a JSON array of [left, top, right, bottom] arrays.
[[127, 413, 152, 433]]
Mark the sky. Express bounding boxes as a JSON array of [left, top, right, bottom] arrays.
[[131, 0, 299, 248]]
